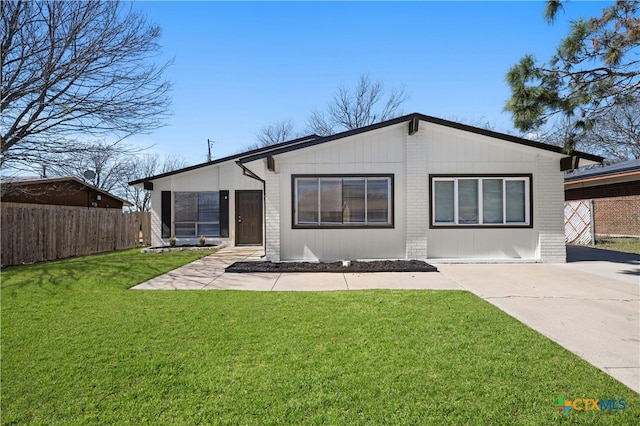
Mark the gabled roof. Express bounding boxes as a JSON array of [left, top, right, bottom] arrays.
[[2, 176, 133, 206], [130, 112, 603, 185], [237, 113, 603, 164]]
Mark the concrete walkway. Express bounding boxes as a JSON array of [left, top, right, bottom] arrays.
[[132, 246, 639, 394], [132, 246, 461, 291]]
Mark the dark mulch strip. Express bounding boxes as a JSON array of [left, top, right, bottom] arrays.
[[225, 260, 437, 273]]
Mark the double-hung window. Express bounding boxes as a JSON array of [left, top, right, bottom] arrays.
[[174, 192, 220, 236], [431, 175, 531, 227], [293, 175, 393, 228]]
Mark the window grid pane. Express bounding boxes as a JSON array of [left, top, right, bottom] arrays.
[[320, 179, 342, 224], [343, 179, 365, 223], [174, 192, 197, 222], [434, 180, 455, 223], [458, 179, 479, 224], [198, 192, 219, 222], [297, 179, 319, 224], [482, 179, 504, 224], [366, 179, 389, 223], [506, 180, 526, 223]]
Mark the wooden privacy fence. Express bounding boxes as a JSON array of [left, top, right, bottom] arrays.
[[1, 203, 151, 267]]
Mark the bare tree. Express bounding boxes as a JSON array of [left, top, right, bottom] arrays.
[[1, 0, 172, 169], [581, 101, 640, 162], [543, 101, 640, 163], [124, 154, 187, 211], [48, 140, 140, 193], [307, 75, 409, 136], [253, 120, 296, 148]]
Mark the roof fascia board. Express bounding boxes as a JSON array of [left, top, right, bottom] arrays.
[[565, 165, 640, 182], [565, 170, 640, 185]]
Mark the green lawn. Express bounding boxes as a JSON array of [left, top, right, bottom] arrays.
[[2, 250, 638, 425], [596, 237, 640, 255]]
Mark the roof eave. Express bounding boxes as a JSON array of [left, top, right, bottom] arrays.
[[128, 134, 319, 185]]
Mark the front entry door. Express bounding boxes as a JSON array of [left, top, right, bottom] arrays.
[[235, 190, 263, 245]]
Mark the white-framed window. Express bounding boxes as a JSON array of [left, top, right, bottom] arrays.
[[174, 192, 220, 236], [430, 175, 531, 227], [293, 175, 393, 228]]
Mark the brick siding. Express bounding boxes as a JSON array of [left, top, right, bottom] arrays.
[[537, 157, 567, 262], [264, 172, 281, 261], [405, 131, 428, 259], [593, 196, 640, 237]]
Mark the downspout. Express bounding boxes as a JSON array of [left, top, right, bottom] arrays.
[[235, 161, 267, 258]]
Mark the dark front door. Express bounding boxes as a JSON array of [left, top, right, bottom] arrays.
[[235, 190, 263, 245]]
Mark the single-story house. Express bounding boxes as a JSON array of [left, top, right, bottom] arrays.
[[130, 113, 602, 262], [565, 159, 640, 238], [1, 176, 133, 209]]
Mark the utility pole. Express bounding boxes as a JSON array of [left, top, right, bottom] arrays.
[[207, 139, 215, 162]]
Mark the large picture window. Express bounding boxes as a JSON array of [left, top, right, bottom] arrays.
[[293, 175, 393, 228], [174, 192, 220, 236], [430, 175, 531, 227]]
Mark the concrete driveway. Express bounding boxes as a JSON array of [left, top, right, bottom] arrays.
[[132, 245, 639, 393]]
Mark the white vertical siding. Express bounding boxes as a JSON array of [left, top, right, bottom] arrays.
[[149, 188, 163, 247], [146, 162, 263, 247], [423, 122, 563, 261], [144, 118, 568, 263], [276, 125, 407, 261]]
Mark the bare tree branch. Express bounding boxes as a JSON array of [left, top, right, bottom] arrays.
[[1, 0, 172, 169], [541, 100, 640, 162], [255, 120, 295, 147], [307, 74, 409, 136]]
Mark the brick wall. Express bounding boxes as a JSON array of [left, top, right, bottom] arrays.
[[593, 195, 640, 237], [405, 130, 428, 259], [264, 172, 281, 261], [537, 157, 567, 263]]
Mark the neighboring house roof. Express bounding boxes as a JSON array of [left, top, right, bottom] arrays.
[[1, 176, 133, 207], [564, 158, 640, 183], [130, 112, 604, 185], [564, 159, 640, 200]]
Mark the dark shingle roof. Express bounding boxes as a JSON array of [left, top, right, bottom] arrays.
[[565, 159, 640, 182]]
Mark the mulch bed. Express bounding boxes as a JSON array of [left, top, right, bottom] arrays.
[[225, 260, 437, 273]]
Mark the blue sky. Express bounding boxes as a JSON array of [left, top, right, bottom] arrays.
[[130, 1, 609, 165]]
